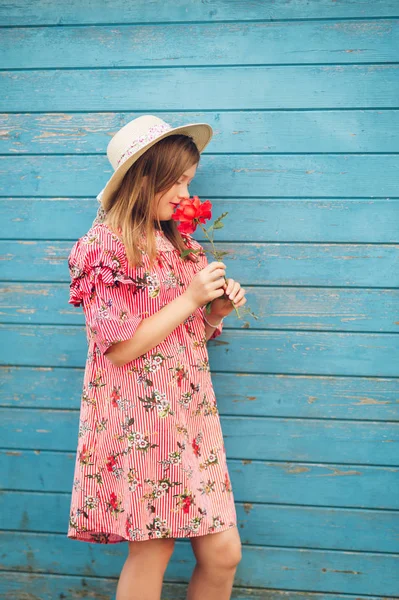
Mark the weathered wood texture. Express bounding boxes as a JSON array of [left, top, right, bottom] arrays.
[[1, 1, 398, 598]]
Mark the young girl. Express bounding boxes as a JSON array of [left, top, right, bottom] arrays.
[[67, 115, 247, 600]]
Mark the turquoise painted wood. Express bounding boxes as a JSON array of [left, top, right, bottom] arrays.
[[1, 1, 399, 598], [2, 491, 399, 553], [2, 450, 398, 510], [2, 112, 399, 154], [2, 407, 399, 464], [2, 240, 399, 287], [2, 21, 399, 68], [4, 155, 399, 196], [1, 0, 398, 24], [2, 283, 399, 336], [2, 366, 399, 421], [3, 66, 399, 111], [1, 531, 399, 596]]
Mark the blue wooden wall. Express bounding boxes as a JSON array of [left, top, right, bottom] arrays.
[[1, 1, 399, 598]]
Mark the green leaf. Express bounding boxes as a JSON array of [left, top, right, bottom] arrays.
[[212, 250, 230, 260], [180, 248, 201, 259], [213, 212, 229, 226]]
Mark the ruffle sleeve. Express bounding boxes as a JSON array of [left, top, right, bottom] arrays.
[[183, 234, 224, 341], [67, 226, 144, 356]]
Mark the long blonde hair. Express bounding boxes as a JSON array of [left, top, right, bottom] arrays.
[[103, 134, 201, 270]]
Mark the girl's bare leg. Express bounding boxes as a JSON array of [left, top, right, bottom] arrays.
[[116, 537, 175, 600], [187, 526, 242, 600]]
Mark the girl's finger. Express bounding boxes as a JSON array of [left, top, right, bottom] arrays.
[[235, 296, 247, 307], [230, 289, 246, 306], [234, 287, 246, 300], [225, 278, 234, 295], [228, 282, 241, 300]]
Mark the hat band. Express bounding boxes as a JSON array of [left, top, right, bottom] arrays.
[[116, 122, 173, 168]]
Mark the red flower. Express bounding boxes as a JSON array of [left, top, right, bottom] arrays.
[[110, 388, 120, 407], [106, 455, 117, 472], [79, 444, 91, 463], [171, 195, 212, 234], [182, 496, 192, 514], [109, 492, 118, 509], [192, 438, 200, 457], [176, 369, 185, 388]]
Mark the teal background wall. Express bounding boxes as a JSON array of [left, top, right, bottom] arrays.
[[1, 1, 399, 598]]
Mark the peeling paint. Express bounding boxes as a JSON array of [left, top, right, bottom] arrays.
[[243, 502, 253, 514], [283, 465, 310, 474], [319, 467, 362, 477], [322, 567, 362, 575], [353, 397, 390, 406]]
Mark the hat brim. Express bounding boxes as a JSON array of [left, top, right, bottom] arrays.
[[99, 122, 213, 212]]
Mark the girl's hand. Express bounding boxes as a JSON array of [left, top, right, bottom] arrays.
[[185, 261, 227, 308], [210, 278, 247, 317]]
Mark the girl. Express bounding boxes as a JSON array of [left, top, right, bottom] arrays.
[[67, 115, 247, 600]]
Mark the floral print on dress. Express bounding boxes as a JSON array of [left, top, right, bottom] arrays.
[[67, 223, 236, 543]]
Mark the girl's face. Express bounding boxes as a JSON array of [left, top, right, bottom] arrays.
[[155, 163, 198, 223]]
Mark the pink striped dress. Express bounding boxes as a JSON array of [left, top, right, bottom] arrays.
[[67, 222, 237, 543]]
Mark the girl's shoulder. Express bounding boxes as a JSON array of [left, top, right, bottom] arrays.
[[90, 222, 125, 246], [68, 223, 127, 273], [67, 224, 130, 307]]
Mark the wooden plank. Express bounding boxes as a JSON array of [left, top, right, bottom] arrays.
[[2, 199, 399, 243], [1, 573, 392, 600], [0, 572, 308, 600], [1, 325, 398, 377], [2, 111, 399, 154], [2, 490, 398, 553], [1, 450, 397, 509], [2, 366, 398, 422], [1, 0, 398, 25], [2, 239, 399, 288], [2, 66, 399, 112], [0, 531, 398, 595], [2, 282, 399, 335], [2, 21, 399, 69], [1, 408, 398, 466], [2, 155, 399, 198]]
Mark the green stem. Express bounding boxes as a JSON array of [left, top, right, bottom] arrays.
[[197, 222, 241, 318]]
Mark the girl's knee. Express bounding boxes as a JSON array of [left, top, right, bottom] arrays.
[[192, 527, 242, 571], [220, 539, 242, 570]]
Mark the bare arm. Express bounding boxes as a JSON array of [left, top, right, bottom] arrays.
[[105, 260, 226, 367], [204, 309, 223, 342], [105, 291, 198, 367]]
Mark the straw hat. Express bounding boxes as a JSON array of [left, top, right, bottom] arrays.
[[96, 114, 213, 213]]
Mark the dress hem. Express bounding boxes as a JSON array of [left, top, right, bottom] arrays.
[[66, 521, 237, 544]]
